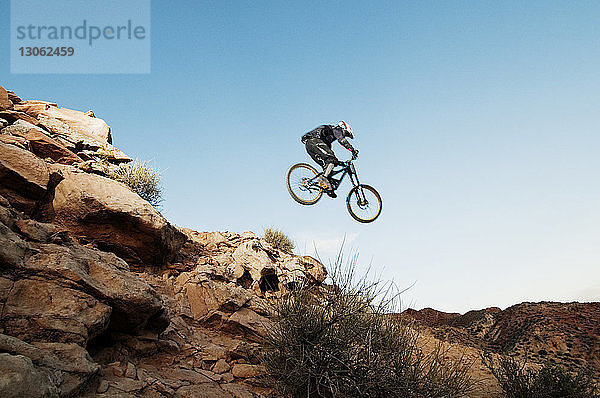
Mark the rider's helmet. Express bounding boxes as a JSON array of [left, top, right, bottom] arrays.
[[338, 121, 354, 139]]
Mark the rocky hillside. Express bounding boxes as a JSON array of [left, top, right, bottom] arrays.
[[403, 302, 600, 379], [0, 86, 327, 397]]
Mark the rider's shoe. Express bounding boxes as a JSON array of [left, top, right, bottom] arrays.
[[326, 190, 337, 198], [317, 175, 332, 191]]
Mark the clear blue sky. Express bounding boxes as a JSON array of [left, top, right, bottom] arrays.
[[2, 1, 599, 313]]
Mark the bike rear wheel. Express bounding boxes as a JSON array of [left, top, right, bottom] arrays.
[[346, 184, 382, 223], [286, 163, 323, 205]]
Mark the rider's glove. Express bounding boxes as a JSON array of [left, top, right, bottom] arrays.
[[352, 149, 359, 160]]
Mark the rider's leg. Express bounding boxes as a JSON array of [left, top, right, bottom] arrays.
[[305, 139, 335, 191]]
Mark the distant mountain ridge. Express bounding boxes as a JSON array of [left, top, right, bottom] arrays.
[[403, 301, 600, 378]]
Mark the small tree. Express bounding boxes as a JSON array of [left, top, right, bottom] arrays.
[[107, 160, 163, 208], [482, 352, 599, 398], [264, 227, 294, 252], [262, 255, 474, 398]]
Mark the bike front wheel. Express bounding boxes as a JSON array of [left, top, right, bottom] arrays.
[[286, 163, 323, 205], [346, 184, 382, 223]]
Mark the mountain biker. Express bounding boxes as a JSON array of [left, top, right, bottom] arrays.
[[301, 121, 359, 198]]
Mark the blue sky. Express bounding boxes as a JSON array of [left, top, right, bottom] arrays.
[[2, 0, 599, 312]]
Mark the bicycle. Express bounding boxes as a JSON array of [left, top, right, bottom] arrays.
[[285, 159, 382, 223]]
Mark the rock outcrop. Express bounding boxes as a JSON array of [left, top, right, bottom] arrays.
[[0, 85, 328, 398], [52, 166, 186, 265]]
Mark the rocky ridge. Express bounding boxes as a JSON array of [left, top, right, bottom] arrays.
[[403, 302, 600, 380], [0, 86, 327, 397]]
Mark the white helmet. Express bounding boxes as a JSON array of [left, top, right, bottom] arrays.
[[338, 121, 354, 139]]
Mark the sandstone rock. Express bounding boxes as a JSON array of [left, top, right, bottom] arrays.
[[0, 86, 13, 111], [212, 359, 231, 374], [2, 279, 112, 345], [2, 119, 44, 136], [52, 166, 186, 265], [0, 335, 99, 397], [184, 280, 251, 320], [0, 353, 58, 398], [29, 106, 132, 163], [14, 219, 61, 242], [97, 379, 110, 393], [23, 243, 167, 332], [0, 134, 28, 149], [0, 118, 8, 128], [125, 362, 137, 379], [15, 101, 111, 143], [109, 377, 146, 393], [221, 383, 255, 398], [6, 90, 21, 104], [225, 308, 269, 339], [231, 363, 265, 379], [23, 128, 83, 165], [0, 141, 50, 215], [0, 110, 43, 127], [0, 221, 28, 267], [176, 384, 234, 398]]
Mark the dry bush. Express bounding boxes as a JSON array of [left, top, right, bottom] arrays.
[[262, 255, 474, 398], [264, 227, 294, 252], [107, 160, 163, 207], [482, 352, 599, 398]]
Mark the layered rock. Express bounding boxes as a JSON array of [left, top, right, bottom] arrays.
[[0, 197, 169, 396], [0, 86, 330, 397], [51, 166, 186, 265]]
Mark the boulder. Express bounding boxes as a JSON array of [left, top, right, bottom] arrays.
[[0, 335, 99, 397], [0, 86, 12, 111], [51, 166, 186, 265], [0, 118, 8, 128], [14, 101, 111, 143], [4, 121, 82, 164], [230, 363, 265, 379], [13, 103, 133, 164], [0, 141, 51, 215], [22, 242, 168, 332], [184, 279, 251, 320], [23, 129, 83, 165], [1, 119, 42, 137], [0, 110, 43, 127], [0, 353, 58, 398], [0, 134, 28, 149], [2, 279, 111, 345]]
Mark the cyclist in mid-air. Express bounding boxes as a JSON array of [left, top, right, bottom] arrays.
[[301, 121, 359, 198]]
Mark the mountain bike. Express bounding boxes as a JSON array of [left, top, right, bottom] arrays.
[[285, 159, 382, 223]]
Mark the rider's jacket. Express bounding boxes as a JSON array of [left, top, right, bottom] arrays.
[[301, 125, 354, 152]]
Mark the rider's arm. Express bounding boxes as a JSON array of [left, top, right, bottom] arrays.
[[333, 127, 355, 152]]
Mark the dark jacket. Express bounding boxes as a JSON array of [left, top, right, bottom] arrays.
[[301, 125, 354, 152]]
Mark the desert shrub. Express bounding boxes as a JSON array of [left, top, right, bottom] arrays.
[[264, 227, 294, 252], [482, 353, 599, 398], [107, 160, 163, 207], [262, 256, 474, 398]]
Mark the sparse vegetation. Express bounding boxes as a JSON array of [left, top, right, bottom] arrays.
[[107, 160, 163, 207], [482, 352, 599, 398], [262, 256, 474, 398], [264, 227, 294, 252]]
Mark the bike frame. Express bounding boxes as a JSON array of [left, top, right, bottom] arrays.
[[310, 161, 361, 190]]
